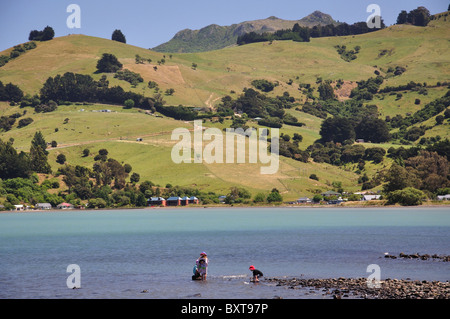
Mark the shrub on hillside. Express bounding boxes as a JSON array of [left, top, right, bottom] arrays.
[[386, 187, 426, 206], [96, 53, 123, 73]]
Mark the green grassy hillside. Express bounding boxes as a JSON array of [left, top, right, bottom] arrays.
[[0, 12, 449, 202], [0, 101, 361, 200], [1, 14, 449, 108]]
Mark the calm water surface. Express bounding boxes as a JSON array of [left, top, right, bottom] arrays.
[[0, 207, 449, 299]]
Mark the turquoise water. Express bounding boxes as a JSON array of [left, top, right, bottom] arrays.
[[0, 207, 449, 299]]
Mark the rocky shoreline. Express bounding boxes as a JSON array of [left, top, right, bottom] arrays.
[[266, 277, 450, 299], [384, 253, 450, 262]]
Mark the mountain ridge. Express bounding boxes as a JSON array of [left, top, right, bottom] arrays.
[[152, 10, 338, 53]]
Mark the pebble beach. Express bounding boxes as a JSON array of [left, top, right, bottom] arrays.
[[267, 277, 450, 299]]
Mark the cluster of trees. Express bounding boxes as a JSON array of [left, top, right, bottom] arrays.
[[378, 139, 450, 205], [276, 138, 309, 163], [389, 91, 450, 130], [335, 45, 360, 62], [307, 142, 386, 166], [155, 104, 198, 121], [28, 26, 55, 41], [383, 149, 449, 204], [317, 81, 335, 100], [58, 148, 139, 200], [0, 176, 63, 210], [251, 79, 278, 92], [378, 80, 430, 94], [237, 18, 385, 46], [39, 72, 159, 110], [237, 23, 311, 45], [216, 88, 296, 126], [350, 76, 384, 101], [0, 42, 37, 67], [319, 115, 390, 144], [135, 54, 152, 64], [0, 112, 23, 131], [309, 20, 385, 38], [224, 187, 283, 204], [314, 91, 448, 146], [0, 132, 51, 180], [0, 81, 23, 103], [114, 69, 144, 87], [396, 6, 431, 26]]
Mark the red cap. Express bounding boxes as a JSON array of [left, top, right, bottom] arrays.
[[249, 265, 255, 270]]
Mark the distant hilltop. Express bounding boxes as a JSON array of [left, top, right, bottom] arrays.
[[152, 11, 338, 53]]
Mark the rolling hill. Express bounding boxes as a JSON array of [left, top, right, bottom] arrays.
[[152, 11, 338, 53], [0, 11, 449, 203]]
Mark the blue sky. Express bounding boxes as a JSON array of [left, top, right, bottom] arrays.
[[0, 0, 448, 51]]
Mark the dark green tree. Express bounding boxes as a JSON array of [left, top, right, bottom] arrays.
[[30, 144, 52, 174], [112, 29, 126, 43], [386, 187, 425, 206], [355, 117, 390, 143], [0, 81, 24, 102], [383, 163, 418, 193], [31, 131, 48, 155], [267, 188, 283, 202], [41, 26, 55, 41], [28, 26, 54, 41], [318, 82, 335, 101], [130, 172, 140, 183], [0, 139, 30, 178], [56, 154, 66, 164], [396, 10, 408, 24], [136, 192, 147, 206], [29, 131, 51, 174], [319, 116, 356, 143], [435, 115, 444, 125], [407, 6, 431, 26], [96, 53, 123, 73]]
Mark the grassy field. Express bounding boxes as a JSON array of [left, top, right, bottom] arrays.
[[1, 100, 362, 199]]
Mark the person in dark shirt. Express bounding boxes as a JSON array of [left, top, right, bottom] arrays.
[[249, 265, 263, 282]]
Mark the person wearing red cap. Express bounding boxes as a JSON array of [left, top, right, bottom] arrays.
[[249, 265, 263, 282]]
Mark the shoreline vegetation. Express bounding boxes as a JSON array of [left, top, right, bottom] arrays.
[[3, 200, 450, 213]]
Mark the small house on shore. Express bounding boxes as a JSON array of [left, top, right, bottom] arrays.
[[166, 196, 182, 206], [189, 196, 199, 204], [57, 202, 74, 209], [321, 190, 341, 198], [297, 197, 311, 204], [437, 194, 450, 201], [148, 197, 166, 207], [362, 195, 381, 201], [181, 196, 190, 206], [35, 203, 52, 210]]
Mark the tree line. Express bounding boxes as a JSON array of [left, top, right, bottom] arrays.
[[237, 6, 434, 47], [396, 6, 431, 26], [237, 18, 385, 46]]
